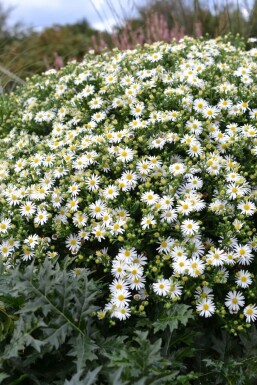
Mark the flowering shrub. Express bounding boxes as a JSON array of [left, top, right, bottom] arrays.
[[1, 36, 257, 331]]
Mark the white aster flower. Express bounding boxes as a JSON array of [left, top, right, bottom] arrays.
[[141, 191, 159, 206], [65, 234, 81, 253], [141, 215, 157, 230], [169, 162, 186, 176], [0, 218, 12, 233], [153, 279, 170, 296], [181, 219, 200, 236], [34, 210, 49, 225], [112, 306, 131, 320], [233, 244, 253, 265], [244, 304, 257, 322], [235, 270, 252, 288], [196, 298, 216, 317], [237, 201, 256, 216], [225, 291, 245, 313]]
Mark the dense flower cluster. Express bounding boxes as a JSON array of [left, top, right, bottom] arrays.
[[1, 36, 257, 326]]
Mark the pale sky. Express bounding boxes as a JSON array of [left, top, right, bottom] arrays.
[[2, 0, 148, 31]]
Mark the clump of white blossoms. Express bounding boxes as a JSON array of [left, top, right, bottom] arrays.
[[1, 36, 257, 327]]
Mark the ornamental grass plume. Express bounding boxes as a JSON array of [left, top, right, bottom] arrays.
[[1, 36, 257, 332], [90, 12, 195, 53]]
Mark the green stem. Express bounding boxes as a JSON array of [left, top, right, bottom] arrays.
[[164, 331, 172, 356], [224, 376, 233, 385], [0, 64, 25, 85], [10, 374, 29, 385]]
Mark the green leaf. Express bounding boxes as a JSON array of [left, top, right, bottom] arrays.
[[42, 322, 73, 350], [153, 304, 194, 334], [63, 372, 84, 385], [146, 371, 179, 385], [104, 330, 175, 383], [0, 372, 9, 384], [64, 367, 102, 385], [1, 259, 102, 381], [4, 314, 47, 357], [68, 335, 98, 372], [107, 368, 129, 385]]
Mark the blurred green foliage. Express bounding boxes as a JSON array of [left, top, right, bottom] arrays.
[[0, 19, 97, 91], [0, 0, 257, 90]]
